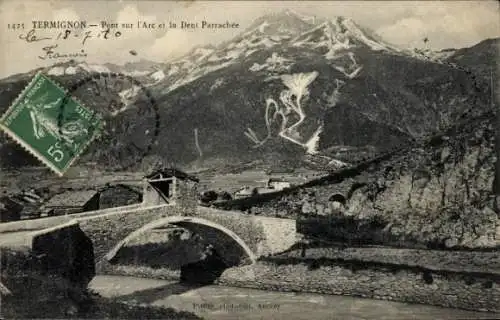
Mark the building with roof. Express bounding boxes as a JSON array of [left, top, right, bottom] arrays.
[[98, 184, 142, 210], [234, 186, 257, 199], [142, 168, 199, 208], [0, 197, 21, 222], [233, 186, 278, 199], [0, 190, 45, 221], [266, 178, 292, 190], [41, 190, 100, 216]]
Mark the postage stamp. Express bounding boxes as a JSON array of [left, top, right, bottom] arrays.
[[0, 72, 103, 176], [65, 72, 160, 171]]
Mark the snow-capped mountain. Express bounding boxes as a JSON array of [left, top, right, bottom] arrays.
[[151, 12, 407, 96], [0, 11, 495, 171]]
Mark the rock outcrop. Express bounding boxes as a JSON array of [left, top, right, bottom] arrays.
[[239, 112, 499, 249], [344, 113, 498, 248]]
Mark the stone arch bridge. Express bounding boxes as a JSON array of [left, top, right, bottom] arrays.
[[0, 203, 297, 287]]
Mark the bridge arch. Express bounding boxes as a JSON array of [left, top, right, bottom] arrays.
[[329, 193, 347, 206], [104, 216, 257, 265]]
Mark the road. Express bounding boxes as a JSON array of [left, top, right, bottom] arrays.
[[89, 276, 498, 320]]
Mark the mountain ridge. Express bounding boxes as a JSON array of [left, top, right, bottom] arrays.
[[0, 11, 496, 172]]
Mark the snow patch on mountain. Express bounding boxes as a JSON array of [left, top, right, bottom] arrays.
[[245, 71, 322, 154], [47, 65, 79, 76], [113, 85, 142, 115], [258, 21, 270, 33], [291, 17, 400, 58], [225, 48, 246, 60], [209, 78, 225, 93], [341, 18, 394, 51], [78, 63, 110, 73], [124, 70, 150, 77], [168, 61, 233, 93], [66, 66, 78, 75], [249, 53, 294, 73], [47, 67, 65, 76], [151, 69, 165, 82], [328, 158, 348, 167], [192, 47, 215, 62], [166, 65, 179, 77], [245, 49, 259, 57], [119, 85, 141, 102], [332, 52, 364, 79], [305, 126, 323, 154]]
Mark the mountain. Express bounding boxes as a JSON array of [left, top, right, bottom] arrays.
[[447, 38, 499, 79], [0, 11, 495, 172]]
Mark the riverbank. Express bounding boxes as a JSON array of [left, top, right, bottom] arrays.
[[217, 250, 499, 313], [89, 275, 498, 320]]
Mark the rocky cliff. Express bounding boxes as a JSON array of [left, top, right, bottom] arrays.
[[345, 112, 498, 248], [240, 111, 499, 249]]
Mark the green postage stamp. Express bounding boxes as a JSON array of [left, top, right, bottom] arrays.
[[0, 72, 103, 176]]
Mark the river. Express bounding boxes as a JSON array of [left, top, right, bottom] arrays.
[[89, 276, 498, 320]]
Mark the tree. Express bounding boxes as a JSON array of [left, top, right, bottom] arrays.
[[218, 191, 232, 201], [199, 190, 218, 204], [494, 108, 500, 215], [251, 187, 259, 197], [493, 68, 499, 216]]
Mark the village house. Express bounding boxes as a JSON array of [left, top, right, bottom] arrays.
[[98, 184, 142, 209], [233, 185, 279, 199], [234, 186, 257, 199], [41, 190, 100, 217], [142, 168, 199, 207], [0, 190, 45, 221], [267, 178, 292, 191], [0, 197, 22, 222]]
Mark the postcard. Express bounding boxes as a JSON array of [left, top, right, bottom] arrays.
[[0, 1, 499, 319]]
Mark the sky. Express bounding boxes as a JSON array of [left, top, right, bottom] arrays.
[[0, 0, 498, 77]]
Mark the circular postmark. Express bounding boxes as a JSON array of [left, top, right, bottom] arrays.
[[56, 72, 160, 172]]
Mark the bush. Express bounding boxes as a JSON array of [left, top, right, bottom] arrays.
[[199, 190, 218, 204], [218, 191, 232, 201]]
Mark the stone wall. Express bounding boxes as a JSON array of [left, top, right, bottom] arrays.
[[1, 222, 95, 315], [77, 205, 176, 262], [251, 216, 297, 256], [196, 207, 296, 257], [218, 260, 500, 313], [1, 222, 95, 287], [175, 180, 198, 216]]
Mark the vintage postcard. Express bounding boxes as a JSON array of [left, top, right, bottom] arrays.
[[0, 1, 498, 319]]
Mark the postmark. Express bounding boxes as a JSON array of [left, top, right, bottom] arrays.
[[0, 72, 103, 176], [60, 72, 160, 172]]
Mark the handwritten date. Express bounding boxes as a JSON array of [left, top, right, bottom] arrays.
[[18, 28, 122, 46]]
